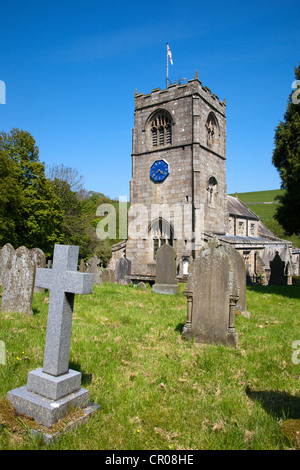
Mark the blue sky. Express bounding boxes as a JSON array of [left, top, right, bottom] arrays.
[[0, 0, 299, 199]]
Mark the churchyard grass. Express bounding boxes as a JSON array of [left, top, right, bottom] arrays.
[[0, 283, 299, 450]]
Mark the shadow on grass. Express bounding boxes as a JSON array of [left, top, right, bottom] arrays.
[[246, 386, 300, 420], [246, 284, 300, 300], [174, 322, 185, 333], [69, 361, 93, 386]]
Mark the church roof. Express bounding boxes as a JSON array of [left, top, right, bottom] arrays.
[[257, 220, 280, 241], [227, 195, 259, 220]]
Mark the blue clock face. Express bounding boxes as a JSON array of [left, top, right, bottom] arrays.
[[150, 159, 169, 182]]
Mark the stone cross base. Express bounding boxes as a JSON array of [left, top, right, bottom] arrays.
[[152, 283, 180, 295], [7, 368, 96, 428]]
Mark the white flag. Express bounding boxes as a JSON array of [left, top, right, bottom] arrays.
[[167, 43, 173, 65]]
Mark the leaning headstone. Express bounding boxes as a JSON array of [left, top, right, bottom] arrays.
[[182, 239, 239, 347], [7, 244, 99, 429], [86, 254, 103, 285], [152, 244, 179, 295], [0, 246, 35, 315], [0, 243, 15, 287], [31, 248, 46, 293], [115, 257, 131, 285]]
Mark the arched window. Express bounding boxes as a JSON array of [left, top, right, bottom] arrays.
[[207, 176, 218, 205], [150, 112, 172, 147], [205, 112, 219, 149], [151, 218, 173, 260]]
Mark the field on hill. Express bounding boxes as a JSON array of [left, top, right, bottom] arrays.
[[234, 189, 284, 204], [231, 189, 300, 247], [0, 283, 299, 450]]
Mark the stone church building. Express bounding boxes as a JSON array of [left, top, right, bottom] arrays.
[[108, 73, 296, 286]]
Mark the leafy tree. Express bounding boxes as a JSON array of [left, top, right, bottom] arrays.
[[0, 129, 64, 256], [272, 63, 300, 235], [0, 149, 22, 247]]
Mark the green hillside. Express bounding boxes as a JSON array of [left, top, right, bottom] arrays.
[[230, 189, 284, 226], [232, 189, 284, 204], [229, 189, 300, 248]]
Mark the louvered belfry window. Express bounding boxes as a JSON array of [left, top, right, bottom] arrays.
[[151, 112, 172, 147]]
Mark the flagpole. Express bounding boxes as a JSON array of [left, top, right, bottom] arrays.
[[166, 43, 169, 88]]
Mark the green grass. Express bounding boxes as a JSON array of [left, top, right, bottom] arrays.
[[0, 283, 299, 450], [232, 189, 284, 204], [229, 189, 283, 226]]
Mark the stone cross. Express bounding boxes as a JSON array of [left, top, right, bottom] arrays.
[[7, 245, 99, 429], [35, 244, 94, 376]]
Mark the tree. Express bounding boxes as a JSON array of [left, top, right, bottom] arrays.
[[46, 163, 84, 193], [0, 129, 64, 256], [0, 149, 22, 247], [272, 63, 300, 235]]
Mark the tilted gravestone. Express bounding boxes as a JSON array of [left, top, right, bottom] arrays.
[[152, 244, 179, 295], [0, 246, 35, 315], [115, 256, 131, 285], [7, 244, 99, 428], [182, 239, 239, 347], [86, 254, 103, 285]]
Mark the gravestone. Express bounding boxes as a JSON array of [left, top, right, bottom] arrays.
[[86, 254, 103, 285], [7, 244, 99, 428], [115, 256, 131, 285], [0, 246, 35, 315], [102, 268, 114, 283], [0, 243, 15, 287], [137, 281, 147, 290], [31, 248, 46, 293], [182, 239, 239, 347], [47, 260, 52, 269], [152, 244, 179, 295], [222, 243, 250, 319], [79, 259, 86, 272], [269, 251, 286, 285]]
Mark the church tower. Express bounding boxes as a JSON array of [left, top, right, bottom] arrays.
[[126, 73, 227, 281]]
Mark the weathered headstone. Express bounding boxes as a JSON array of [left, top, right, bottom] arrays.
[[31, 247, 46, 293], [0, 243, 15, 287], [137, 281, 147, 290], [182, 239, 239, 347], [152, 244, 179, 295], [79, 258, 86, 272], [102, 268, 114, 283], [7, 244, 99, 428], [0, 246, 35, 315], [86, 254, 103, 285], [115, 256, 131, 285]]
